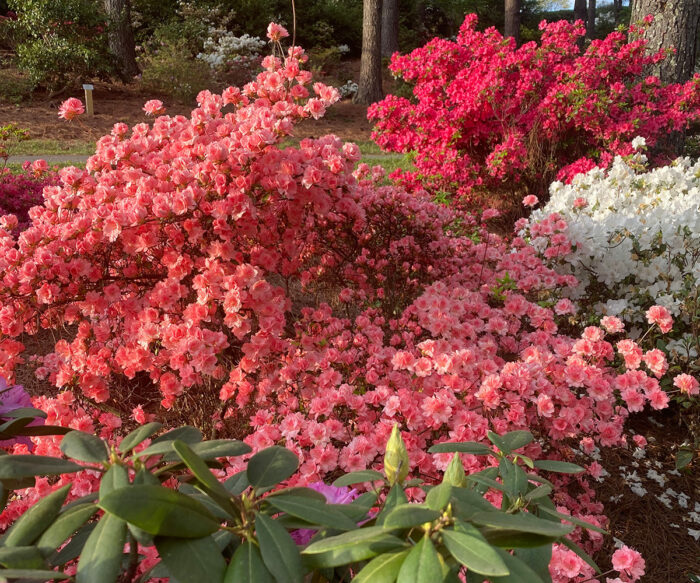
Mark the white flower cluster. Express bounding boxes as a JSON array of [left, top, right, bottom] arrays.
[[337, 80, 358, 99], [197, 29, 266, 70], [528, 148, 700, 356]]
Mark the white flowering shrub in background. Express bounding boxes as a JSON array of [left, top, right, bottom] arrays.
[[197, 28, 266, 85], [526, 145, 700, 375], [338, 79, 358, 99]]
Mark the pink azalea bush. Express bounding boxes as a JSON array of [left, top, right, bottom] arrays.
[[0, 23, 687, 582], [368, 15, 700, 202]]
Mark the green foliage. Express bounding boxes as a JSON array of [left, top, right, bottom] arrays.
[[0, 425, 606, 582], [7, 0, 112, 90]]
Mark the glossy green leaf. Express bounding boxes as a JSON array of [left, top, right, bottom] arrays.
[[137, 426, 202, 457], [537, 506, 607, 534], [118, 422, 162, 454], [0, 456, 83, 480], [265, 495, 357, 530], [156, 535, 226, 583], [491, 548, 546, 583], [0, 569, 69, 580], [515, 546, 552, 582], [676, 447, 694, 470], [487, 432, 510, 454], [532, 460, 584, 474], [246, 447, 299, 489], [375, 484, 408, 526], [36, 504, 98, 557], [98, 485, 219, 538], [4, 485, 71, 547], [172, 440, 237, 517], [3, 408, 47, 420], [48, 522, 95, 567], [0, 546, 45, 569], [499, 431, 533, 452], [302, 526, 406, 568], [467, 473, 506, 493], [428, 442, 492, 456], [265, 487, 326, 503], [471, 511, 573, 538], [223, 471, 249, 496], [59, 432, 108, 464], [99, 465, 129, 500], [332, 470, 384, 487], [351, 549, 409, 583], [382, 504, 440, 530], [255, 513, 303, 583], [450, 487, 499, 521], [183, 440, 251, 460], [442, 523, 509, 577], [5, 426, 71, 437], [75, 513, 126, 583], [397, 534, 442, 583], [224, 541, 274, 583], [524, 484, 553, 502]]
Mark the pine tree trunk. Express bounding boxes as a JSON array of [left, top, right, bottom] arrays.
[[630, 0, 700, 84], [504, 0, 520, 46], [613, 0, 622, 25], [381, 0, 399, 57], [103, 0, 139, 81], [587, 0, 596, 39], [355, 0, 384, 105], [574, 0, 588, 50]]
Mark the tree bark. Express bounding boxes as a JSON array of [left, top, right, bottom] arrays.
[[630, 0, 700, 84], [103, 0, 139, 81], [587, 0, 596, 39], [381, 0, 399, 57], [504, 0, 520, 46], [355, 0, 384, 105]]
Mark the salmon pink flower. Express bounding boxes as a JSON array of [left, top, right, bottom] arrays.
[[58, 98, 84, 121]]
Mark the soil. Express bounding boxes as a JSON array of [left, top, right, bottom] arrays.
[[0, 80, 373, 145]]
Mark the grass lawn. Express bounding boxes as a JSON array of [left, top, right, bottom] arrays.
[[9, 139, 95, 156]]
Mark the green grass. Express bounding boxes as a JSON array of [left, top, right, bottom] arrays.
[[10, 139, 95, 156]]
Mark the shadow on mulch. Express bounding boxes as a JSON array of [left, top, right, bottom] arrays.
[[594, 408, 700, 581]]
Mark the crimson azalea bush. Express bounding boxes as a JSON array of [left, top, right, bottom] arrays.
[[0, 162, 59, 234], [368, 15, 700, 203], [0, 23, 690, 582]]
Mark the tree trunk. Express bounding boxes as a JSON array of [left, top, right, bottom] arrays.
[[103, 0, 139, 81], [381, 0, 399, 57], [587, 0, 596, 39], [574, 0, 588, 50], [613, 0, 622, 25], [504, 0, 520, 46], [630, 0, 700, 84], [355, 0, 384, 105]]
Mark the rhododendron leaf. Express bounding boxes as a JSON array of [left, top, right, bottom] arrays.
[[302, 526, 406, 568], [246, 446, 298, 489], [265, 494, 357, 530], [59, 431, 109, 464], [514, 546, 552, 582], [178, 486, 233, 521], [486, 432, 510, 454], [137, 426, 203, 457], [8, 426, 71, 437], [223, 471, 249, 496], [49, 522, 95, 566], [172, 440, 237, 517], [169, 439, 251, 462], [676, 447, 694, 470], [265, 487, 326, 502], [76, 513, 126, 583], [0, 545, 45, 569], [255, 513, 303, 583], [99, 464, 129, 500], [382, 504, 441, 530], [490, 548, 546, 583], [560, 537, 601, 574], [442, 524, 509, 577], [532, 460, 584, 474], [351, 549, 409, 583], [118, 422, 162, 454], [327, 502, 371, 523], [523, 484, 553, 502], [397, 534, 442, 583], [466, 474, 506, 493], [4, 485, 71, 547], [536, 506, 607, 535], [98, 485, 220, 537], [515, 455, 534, 469], [155, 535, 226, 583], [224, 540, 274, 583], [133, 467, 159, 486], [0, 569, 69, 580], [36, 504, 98, 557], [471, 512, 573, 538], [450, 488, 499, 521], [0, 417, 34, 436], [0, 456, 83, 480], [498, 431, 533, 452], [428, 442, 493, 456], [375, 484, 408, 526], [425, 483, 452, 512], [332, 470, 384, 487], [2, 407, 47, 420]]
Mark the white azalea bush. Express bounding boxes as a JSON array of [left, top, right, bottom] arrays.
[[525, 146, 700, 381], [197, 28, 266, 85]]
